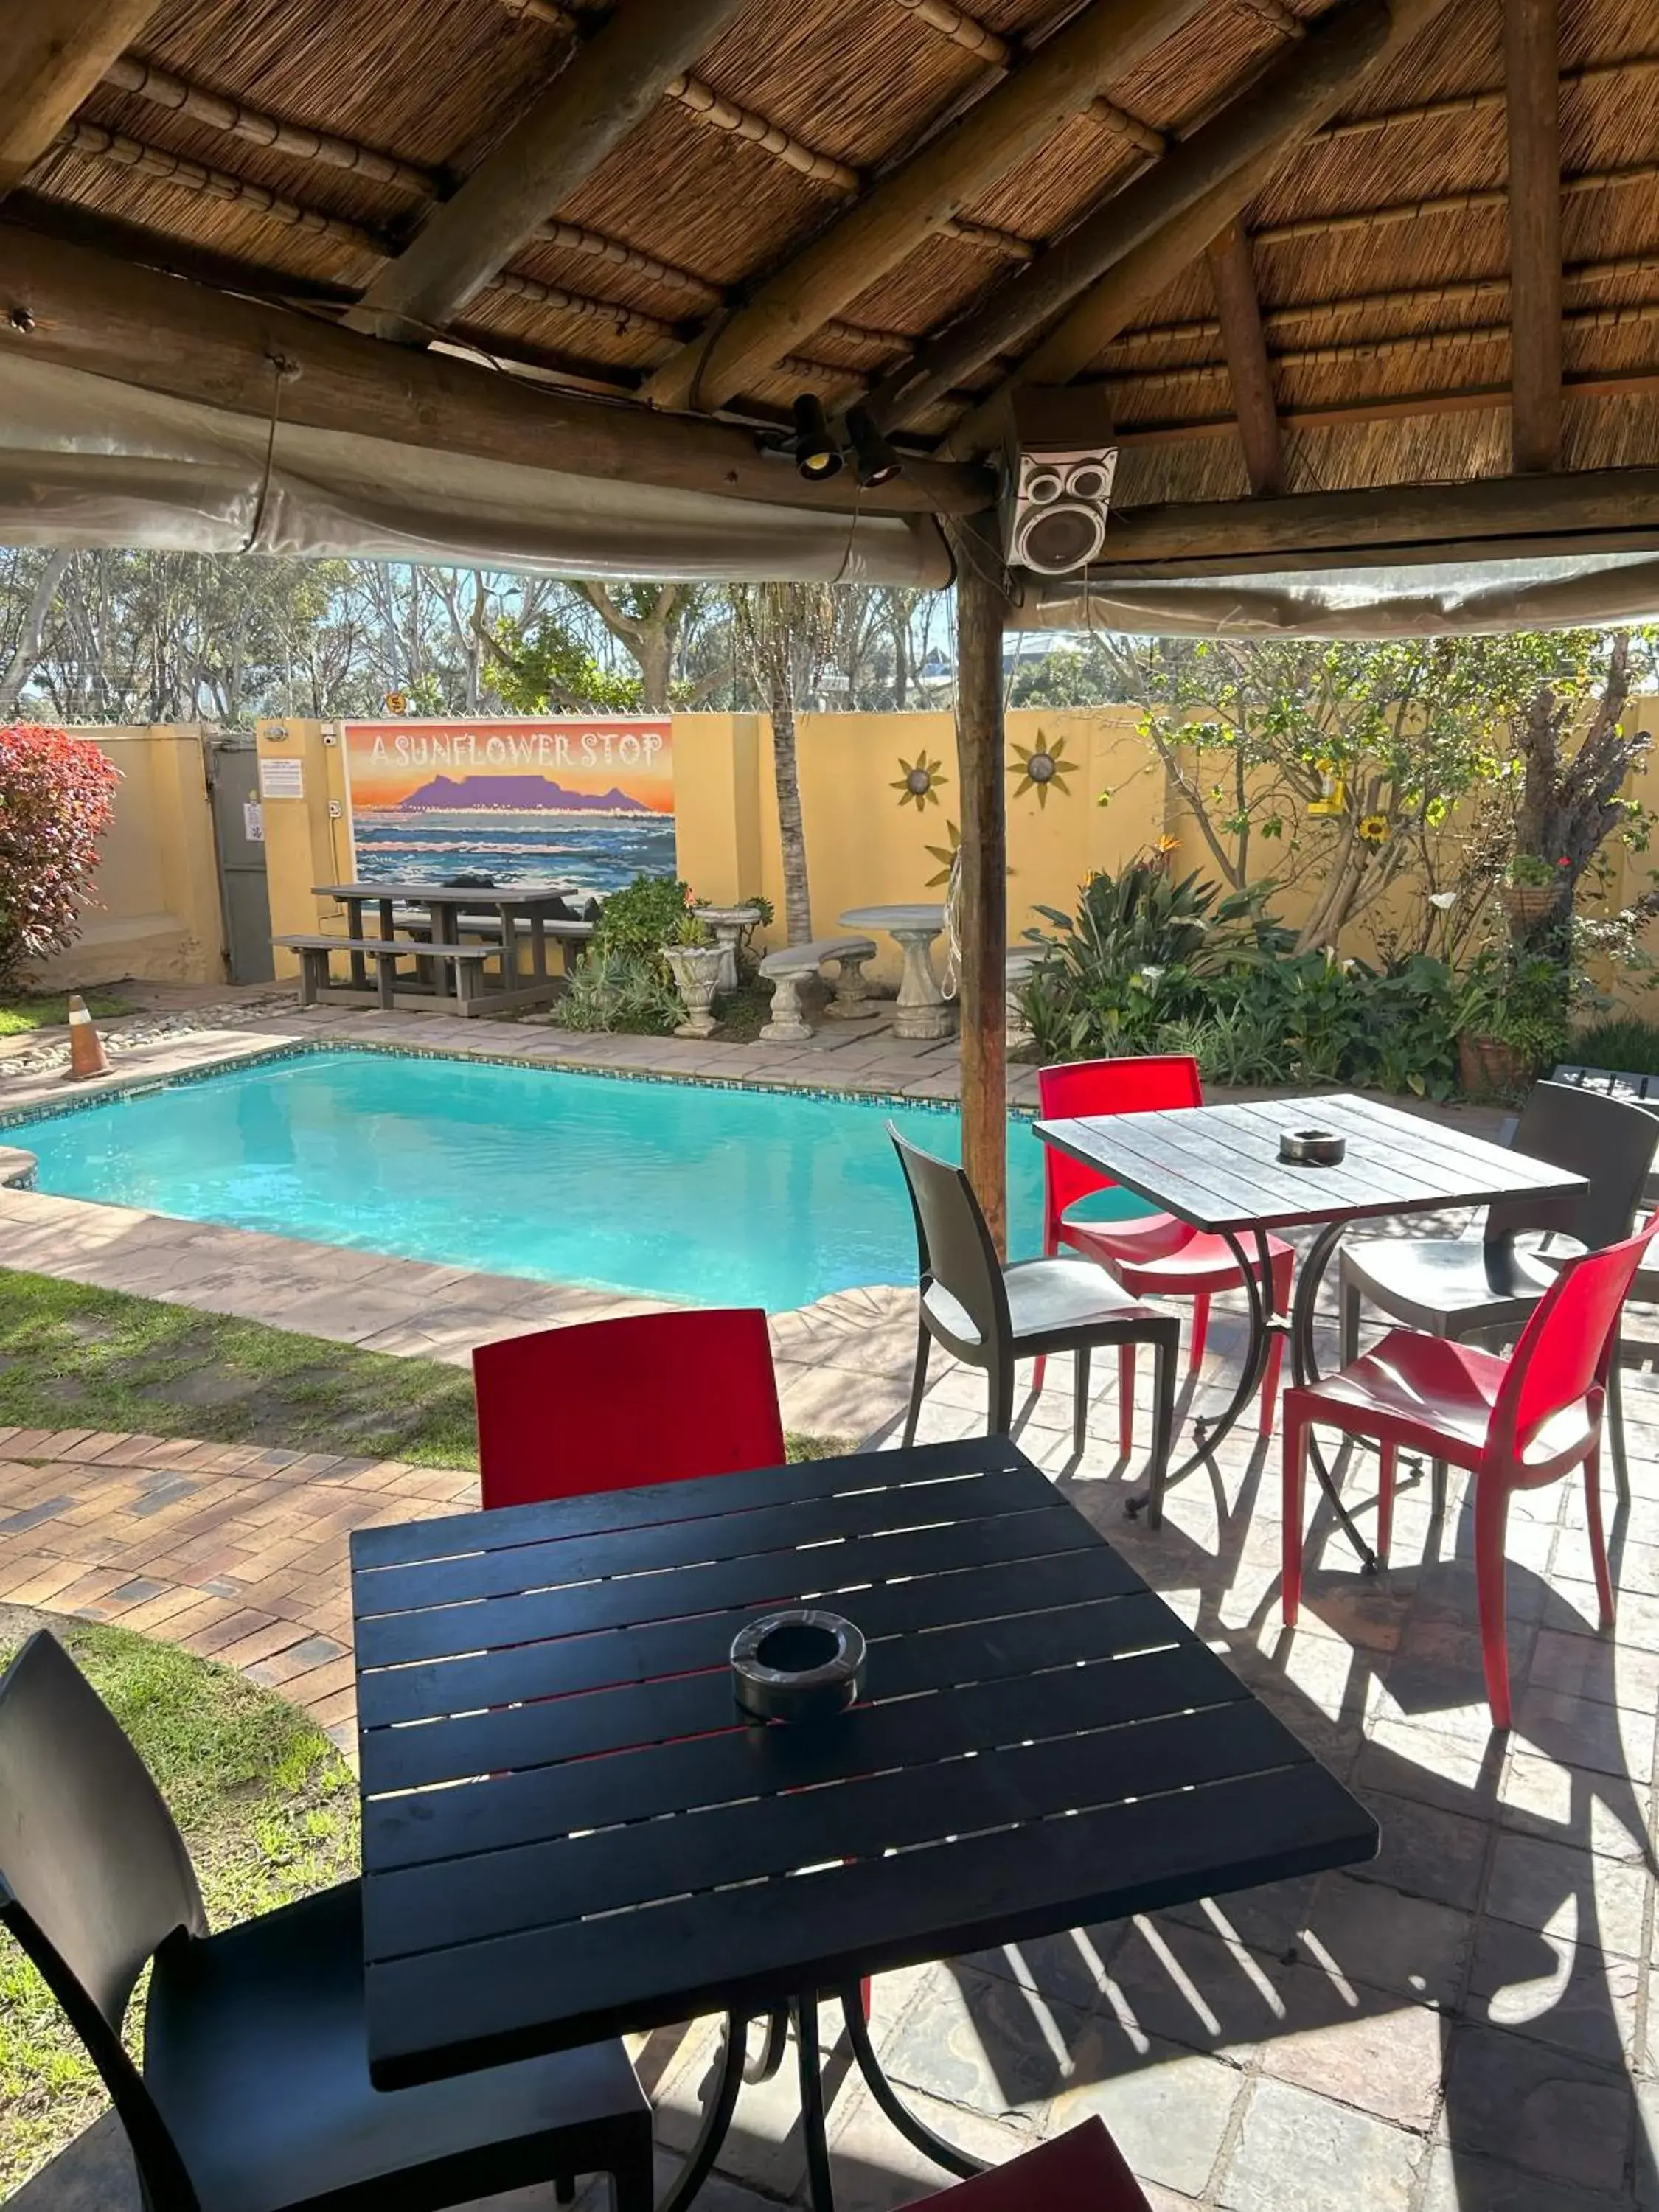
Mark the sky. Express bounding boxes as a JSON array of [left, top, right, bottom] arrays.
[[342, 716, 675, 812]]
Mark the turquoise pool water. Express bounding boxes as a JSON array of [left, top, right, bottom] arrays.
[[3, 1049, 1147, 1310]]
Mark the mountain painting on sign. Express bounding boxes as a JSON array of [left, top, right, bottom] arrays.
[[341, 717, 677, 897]]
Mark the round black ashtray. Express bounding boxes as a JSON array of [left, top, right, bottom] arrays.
[[731, 1609, 866, 1725], [1279, 1127, 1346, 1166]]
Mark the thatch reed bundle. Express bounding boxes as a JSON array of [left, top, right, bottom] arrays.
[[6, 0, 1659, 505]]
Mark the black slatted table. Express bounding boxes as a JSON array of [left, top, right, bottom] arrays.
[[352, 1436, 1376, 2211], [1034, 1091, 1586, 1559]]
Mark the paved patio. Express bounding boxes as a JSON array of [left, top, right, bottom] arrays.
[[0, 1003, 1648, 2209], [5, 1283, 1659, 2211]]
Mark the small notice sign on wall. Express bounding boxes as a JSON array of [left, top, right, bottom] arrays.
[[243, 800, 265, 844], [259, 757, 305, 800]]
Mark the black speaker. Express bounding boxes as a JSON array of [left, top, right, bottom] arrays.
[[1001, 387, 1119, 578]]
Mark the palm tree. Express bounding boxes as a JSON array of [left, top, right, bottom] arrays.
[[728, 584, 835, 946]]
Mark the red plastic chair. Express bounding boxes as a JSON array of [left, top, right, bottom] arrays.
[[1283, 1220, 1659, 1728], [472, 1310, 869, 2032], [1037, 1055, 1295, 1436], [892, 2118, 1153, 2210], [473, 1307, 786, 1507]]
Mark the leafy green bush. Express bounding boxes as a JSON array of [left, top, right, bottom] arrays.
[[591, 874, 693, 969], [1023, 865, 1464, 1097], [1567, 1015, 1659, 1076], [1021, 860, 1281, 1063], [551, 947, 682, 1035]]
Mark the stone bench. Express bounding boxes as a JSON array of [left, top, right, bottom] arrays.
[[758, 935, 878, 1041]]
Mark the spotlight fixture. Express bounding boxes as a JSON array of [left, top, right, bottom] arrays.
[[790, 393, 843, 480], [845, 404, 902, 488]]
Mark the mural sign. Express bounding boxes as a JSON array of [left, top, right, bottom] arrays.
[[341, 717, 675, 897]]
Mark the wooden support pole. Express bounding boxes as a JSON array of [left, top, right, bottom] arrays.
[[1505, 0, 1563, 472], [0, 224, 992, 517], [640, 0, 1213, 414], [872, 0, 1393, 433], [1203, 220, 1285, 495], [0, 0, 162, 196], [947, 510, 1012, 1259], [346, 0, 750, 344]]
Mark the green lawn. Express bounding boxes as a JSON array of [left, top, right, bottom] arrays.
[[0, 1270, 479, 1467], [0, 1270, 844, 1468], [0, 1613, 356, 2192], [0, 991, 131, 1039]]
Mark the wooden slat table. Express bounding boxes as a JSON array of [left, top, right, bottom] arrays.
[[351, 1436, 1375, 2211], [1034, 1092, 1587, 1554], [312, 880, 582, 1014]]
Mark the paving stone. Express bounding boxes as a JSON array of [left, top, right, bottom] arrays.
[[0, 1495, 72, 1534], [1218, 2077, 1425, 2212], [1044, 2039, 1245, 2200], [1467, 1913, 1640, 2069], [1298, 1871, 1472, 2008], [1486, 1832, 1652, 1961], [1346, 1788, 1492, 1913], [1444, 2024, 1634, 2195], [1419, 2141, 1633, 2211]]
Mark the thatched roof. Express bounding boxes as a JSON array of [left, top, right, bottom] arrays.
[[3, 0, 1659, 579]]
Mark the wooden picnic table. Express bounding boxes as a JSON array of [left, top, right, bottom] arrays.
[[311, 879, 585, 1013]]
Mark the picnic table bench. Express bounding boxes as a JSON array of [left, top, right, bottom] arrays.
[[276, 934, 501, 1012]]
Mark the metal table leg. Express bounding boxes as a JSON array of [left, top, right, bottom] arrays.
[[655, 2011, 749, 2212], [1127, 1228, 1280, 1513], [839, 1983, 984, 2183], [1290, 1220, 1379, 1572]]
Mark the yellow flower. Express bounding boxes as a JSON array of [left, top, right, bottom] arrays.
[[1357, 813, 1390, 846]]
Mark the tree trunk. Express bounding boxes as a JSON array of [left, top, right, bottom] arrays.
[[769, 687, 814, 945], [947, 511, 1012, 1259], [1512, 633, 1640, 958], [0, 551, 69, 717]]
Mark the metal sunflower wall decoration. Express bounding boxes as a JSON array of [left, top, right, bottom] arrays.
[[892, 751, 947, 811], [925, 820, 961, 887], [1009, 729, 1076, 807]]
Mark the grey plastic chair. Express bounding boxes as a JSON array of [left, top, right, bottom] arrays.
[[888, 1126, 1179, 1517], [0, 1630, 654, 2212], [1339, 1080, 1659, 1502]]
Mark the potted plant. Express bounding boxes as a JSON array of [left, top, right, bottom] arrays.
[[661, 912, 724, 1039], [1500, 852, 1571, 936], [1453, 952, 1569, 1096]]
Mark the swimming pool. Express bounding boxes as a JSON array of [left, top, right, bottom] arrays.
[[1, 1048, 1149, 1310]]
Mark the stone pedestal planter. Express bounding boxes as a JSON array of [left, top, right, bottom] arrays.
[[664, 944, 724, 1039], [697, 905, 762, 993]]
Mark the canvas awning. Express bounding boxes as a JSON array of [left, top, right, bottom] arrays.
[[0, 355, 950, 586]]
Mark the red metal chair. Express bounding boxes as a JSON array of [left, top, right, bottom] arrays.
[[473, 1307, 786, 1506], [1283, 1221, 1659, 1728], [1037, 1055, 1295, 1435], [892, 2118, 1153, 2210]]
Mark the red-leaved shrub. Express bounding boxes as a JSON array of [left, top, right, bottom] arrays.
[[0, 726, 120, 992]]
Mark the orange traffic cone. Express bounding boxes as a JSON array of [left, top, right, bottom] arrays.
[[65, 994, 109, 1082]]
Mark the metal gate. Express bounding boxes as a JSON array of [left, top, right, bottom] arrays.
[[205, 736, 274, 983]]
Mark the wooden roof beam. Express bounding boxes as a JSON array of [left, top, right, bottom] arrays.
[[640, 0, 1215, 416], [0, 0, 162, 197], [346, 0, 751, 345], [944, 0, 1460, 453], [1505, 0, 1562, 472], [1079, 467, 1659, 562], [880, 0, 1402, 439], [1202, 219, 1284, 493], [0, 223, 992, 513]]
